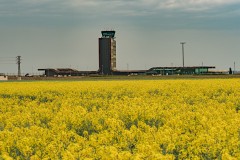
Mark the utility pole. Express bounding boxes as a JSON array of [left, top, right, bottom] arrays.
[[16, 56, 21, 80], [234, 61, 236, 74], [180, 42, 186, 68]]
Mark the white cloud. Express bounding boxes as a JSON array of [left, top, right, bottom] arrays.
[[158, 0, 240, 11], [61, 0, 240, 17], [1, 0, 240, 18]]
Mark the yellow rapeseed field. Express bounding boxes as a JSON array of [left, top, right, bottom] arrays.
[[0, 79, 240, 159]]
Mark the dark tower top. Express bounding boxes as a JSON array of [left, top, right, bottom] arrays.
[[101, 31, 115, 38]]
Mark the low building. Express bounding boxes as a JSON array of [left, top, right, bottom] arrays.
[[38, 68, 98, 77], [0, 75, 8, 81], [146, 66, 216, 75], [113, 70, 147, 75], [38, 66, 216, 76]]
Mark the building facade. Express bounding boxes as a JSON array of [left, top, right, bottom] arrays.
[[99, 31, 116, 75], [146, 66, 216, 75], [0, 75, 8, 81]]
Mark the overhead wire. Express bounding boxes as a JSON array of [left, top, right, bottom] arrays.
[[0, 57, 18, 64]]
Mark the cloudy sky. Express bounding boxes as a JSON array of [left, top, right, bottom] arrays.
[[0, 0, 240, 74]]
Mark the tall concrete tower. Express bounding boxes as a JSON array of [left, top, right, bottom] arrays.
[[99, 31, 116, 75]]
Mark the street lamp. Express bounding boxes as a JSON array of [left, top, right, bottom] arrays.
[[180, 42, 186, 67], [234, 61, 236, 74]]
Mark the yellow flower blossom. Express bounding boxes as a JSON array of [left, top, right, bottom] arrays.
[[0, 79, 240, 159]]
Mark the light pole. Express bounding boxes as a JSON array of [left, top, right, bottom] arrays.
[[234, 61, 236, 74], [180, 42, 186, 68]]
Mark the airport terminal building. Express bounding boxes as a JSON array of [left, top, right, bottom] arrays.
[[38, 30, 215, 76]]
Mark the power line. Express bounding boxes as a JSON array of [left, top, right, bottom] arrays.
[[0, 59, 16, 61], [0, 57, 16, 58], [0, 57, 16, 62], [0, 63, 16, 64], [0, 60, 16, 63], [0, 56, 17, 64], [0, 56, 23, 79]]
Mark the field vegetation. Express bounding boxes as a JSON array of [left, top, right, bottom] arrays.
[[0, 79, 240, 159]]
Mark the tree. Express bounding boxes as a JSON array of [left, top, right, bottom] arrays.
[[229, 68, 233, 74]]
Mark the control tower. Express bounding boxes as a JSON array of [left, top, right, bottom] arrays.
[[99, 31, 116, 75]]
